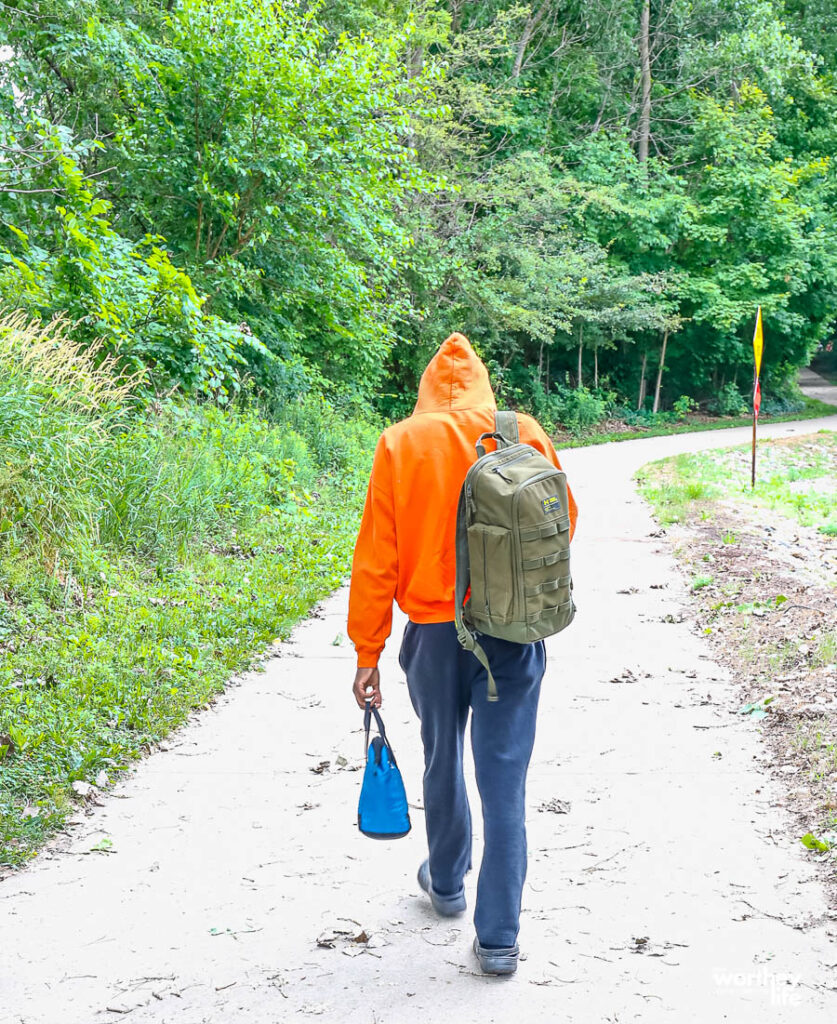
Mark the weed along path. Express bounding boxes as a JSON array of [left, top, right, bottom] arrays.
[[2, 414, 837, 1024]]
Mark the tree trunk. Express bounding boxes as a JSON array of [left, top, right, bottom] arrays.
[[637, 0, 652, 164], [594, 346, 599, 389], [638, 350, 647, 410], [513, 2, 550, 79], [577, 323, 583, 388], [545, 348, 550, 393], [652, 329, 669, 413]]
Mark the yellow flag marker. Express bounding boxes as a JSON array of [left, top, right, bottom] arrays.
[[753, 306, 764, 376]]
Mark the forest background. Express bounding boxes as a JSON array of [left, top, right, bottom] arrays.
[[5, 0, 837, 421], [2, 0, 837, 861]]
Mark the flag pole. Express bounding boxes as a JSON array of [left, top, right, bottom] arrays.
[[751, 306, 764, 490], [751, 388, 757, 489]]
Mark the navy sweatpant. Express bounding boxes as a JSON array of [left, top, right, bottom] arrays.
[[399, 620, 545, 948]]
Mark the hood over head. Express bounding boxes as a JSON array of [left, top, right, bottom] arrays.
[[413, 333, 496, 414]]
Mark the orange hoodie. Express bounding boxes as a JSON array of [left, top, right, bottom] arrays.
[[347, 333, 578, 668]]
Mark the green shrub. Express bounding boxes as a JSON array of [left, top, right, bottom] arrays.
[[709, 382, 748, 416], [558, 384, 608, 434], [511, 373, 609, 435], [673, 395, 698, 420]]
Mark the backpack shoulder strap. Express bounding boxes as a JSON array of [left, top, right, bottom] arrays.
[[494, 410, 519, 446]]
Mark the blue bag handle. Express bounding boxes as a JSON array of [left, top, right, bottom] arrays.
[[364, 701, 398, 768]]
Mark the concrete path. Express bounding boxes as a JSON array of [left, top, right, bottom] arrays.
[[800, 366, 837, 406], [2, 414, 837, 1024]]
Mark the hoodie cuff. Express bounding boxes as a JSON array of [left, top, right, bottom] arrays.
[[355, 645, 383, 669]]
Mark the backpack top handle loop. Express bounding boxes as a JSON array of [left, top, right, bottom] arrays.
[[476, 411, 519, 456], [475, 431, 505, 458]]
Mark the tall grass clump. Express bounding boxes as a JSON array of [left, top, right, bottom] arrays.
[[0, 312, 139, 564], [0, 314, 377, 570]]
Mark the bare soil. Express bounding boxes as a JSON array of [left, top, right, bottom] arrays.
[[662, 488, 837, 906]]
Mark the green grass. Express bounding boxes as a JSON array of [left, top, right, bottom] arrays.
[[0, 493, 362, 864], [636, 431, 837, 531], [560, 396, 836, 448], [690, 574, 714, 591], [0, 315, 377, 866]]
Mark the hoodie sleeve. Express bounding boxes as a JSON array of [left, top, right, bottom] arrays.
[[348, 433, 398, 668], [519, 416, 579, 540]]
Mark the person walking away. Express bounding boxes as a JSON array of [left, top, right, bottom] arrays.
[[347, 332, 578, 975]]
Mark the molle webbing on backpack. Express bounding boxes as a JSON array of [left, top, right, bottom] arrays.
[[454, 411, 575, 700]]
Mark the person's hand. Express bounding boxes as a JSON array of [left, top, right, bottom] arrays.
[[352, 667, 381, 709]]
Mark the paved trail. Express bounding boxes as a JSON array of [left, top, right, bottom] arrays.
[[3, 414, 837, 1024], [799, 367, 837, 408]]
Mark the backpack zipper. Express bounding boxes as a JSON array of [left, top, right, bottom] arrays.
[[469, 446, 535, 499]]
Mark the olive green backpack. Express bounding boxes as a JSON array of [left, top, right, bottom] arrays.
[[454, 411, 575, 700]]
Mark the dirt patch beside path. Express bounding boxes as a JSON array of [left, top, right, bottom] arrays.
[[640, 434, 837, 905]]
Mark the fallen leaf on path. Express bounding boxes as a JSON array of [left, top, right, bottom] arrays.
[[310, 761, 330, 775], [210, 925, 263, 939], [421, 927, 459, 946], [317, 920, 367, 950], [538, 798, 571, 814], [624, 935, 689, 957]]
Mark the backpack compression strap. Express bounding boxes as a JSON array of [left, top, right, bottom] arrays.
[[454, 409, 519, 702]]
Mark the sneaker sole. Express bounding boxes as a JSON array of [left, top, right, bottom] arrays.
[[473, 937, 519, 975]]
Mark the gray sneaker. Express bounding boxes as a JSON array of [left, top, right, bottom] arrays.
[[417, 859, 466, 917], [473, 937, 520, 975]]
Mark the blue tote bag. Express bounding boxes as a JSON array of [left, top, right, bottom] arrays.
[[357, 702, 411, 840]]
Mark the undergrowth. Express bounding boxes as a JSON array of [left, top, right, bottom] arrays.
[[0, 314, 377, 866]]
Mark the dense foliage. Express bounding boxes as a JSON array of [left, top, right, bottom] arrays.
[[2, 0, 836, 418]]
